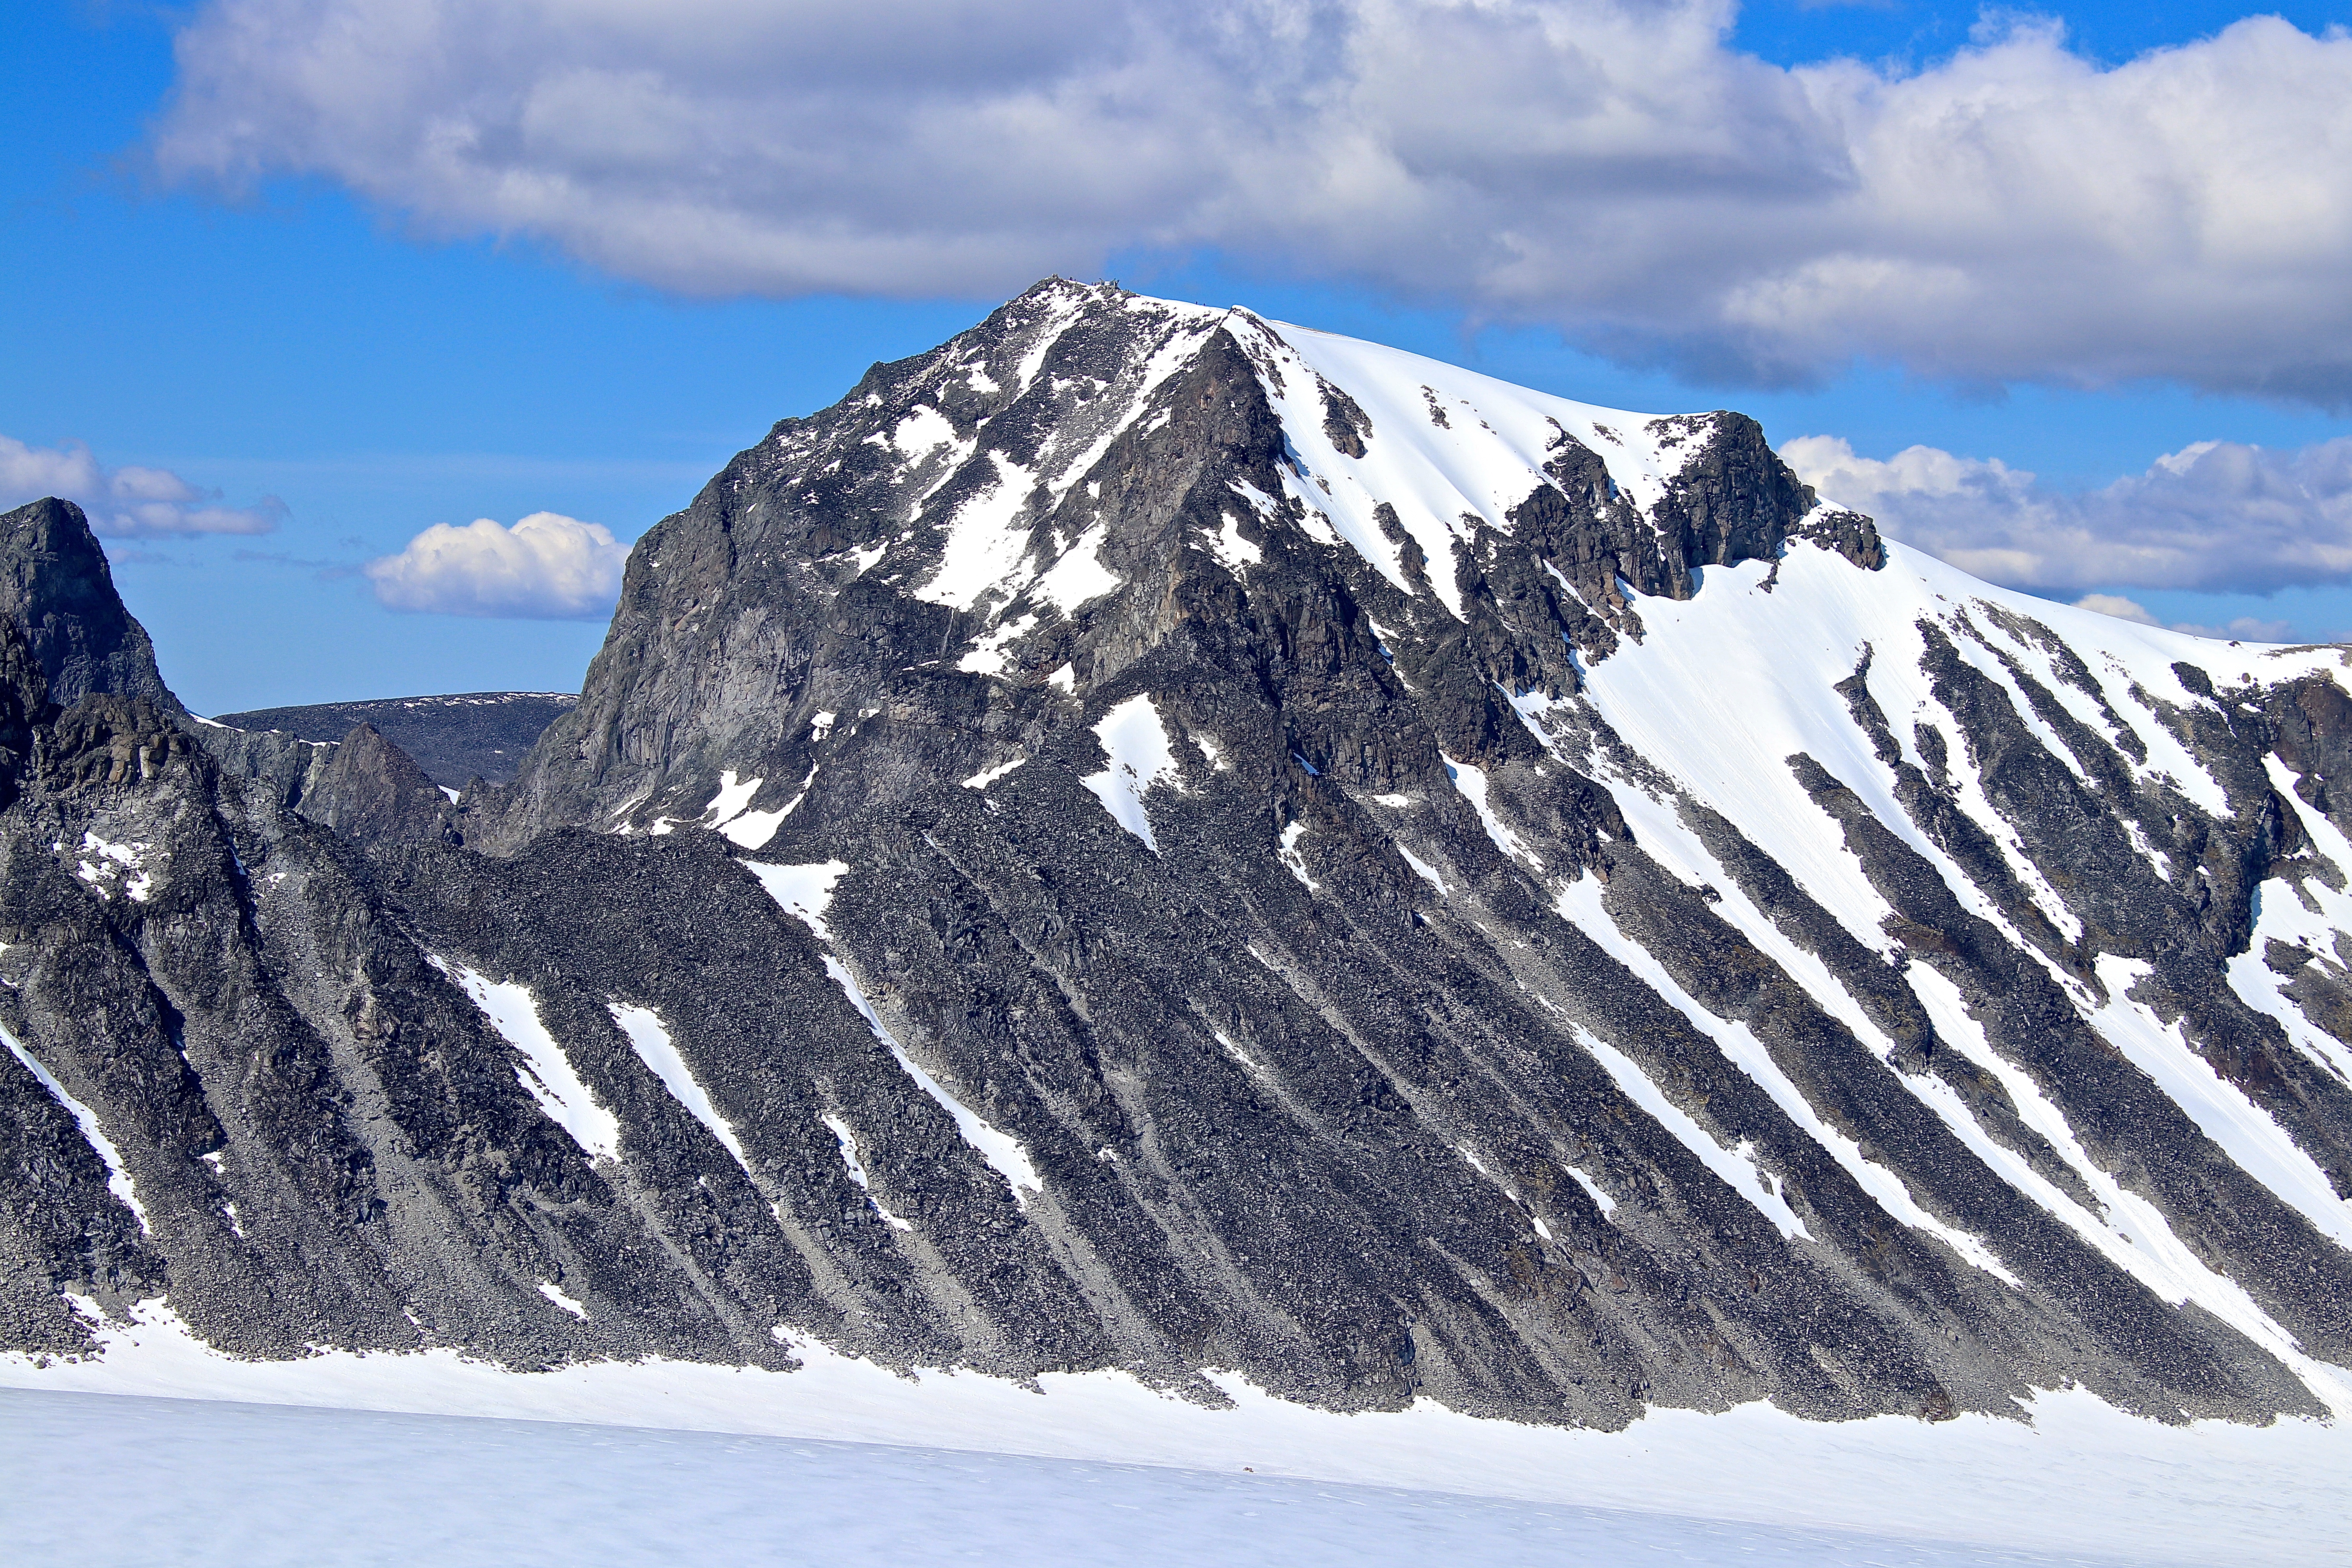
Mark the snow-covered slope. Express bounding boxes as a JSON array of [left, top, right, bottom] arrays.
[[4, 284, 2350, 1472], [1549, 540, 2352, 1407], [1238, 314, 1738, 618], [27, 1380, 2319, 1568], [13, 1365, 2352, 1567]]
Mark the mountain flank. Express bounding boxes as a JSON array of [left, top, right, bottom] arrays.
[[2, 281, 2349, 1430]]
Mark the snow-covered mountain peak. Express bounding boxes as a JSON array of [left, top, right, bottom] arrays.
[[774, 279, 1817, 643]]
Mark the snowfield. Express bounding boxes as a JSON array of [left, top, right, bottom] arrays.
[[5, 1304, 2349, 1566], [6, 1388, 2156, 1568]]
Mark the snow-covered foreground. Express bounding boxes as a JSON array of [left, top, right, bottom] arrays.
[[2, 1390, 2128, 1568], [5, 1305, 2348, 1566]]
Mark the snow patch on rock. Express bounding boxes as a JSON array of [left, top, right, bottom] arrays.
[[610, 1004, 753, 1178], [822, 956, 1042, 1210], [73, 832, 154, 902], [536, 1282, 590, 1321], [745, 860, 850, 942], [0, 1022, 148, 1232], [962, 759, 1025, 790], [1082, 695, 1180, 853], [437, 961, 620, 1163], [821, 1111, 913, 1230]]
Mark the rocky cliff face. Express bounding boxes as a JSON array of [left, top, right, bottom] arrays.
[[0, 498, 180, 714], [4, 283, 2350, 1430]]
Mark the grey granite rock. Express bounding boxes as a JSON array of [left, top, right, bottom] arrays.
[[0, 499, 180, 713]]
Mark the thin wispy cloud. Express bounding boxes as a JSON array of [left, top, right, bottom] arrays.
[[1782, 433, 2352, 597], [365, 512, 626, 618], [154, 2, 2352, 401], [1, 433, 283, 538]]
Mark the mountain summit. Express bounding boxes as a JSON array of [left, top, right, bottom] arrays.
[[4, 282, 2349, 1429], [497, 279, 1873, 841]]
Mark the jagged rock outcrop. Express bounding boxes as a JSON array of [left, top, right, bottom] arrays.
[[0, 499, 181, 713], [297, 723, 462, 847], [3, 284, 2349, 1431]]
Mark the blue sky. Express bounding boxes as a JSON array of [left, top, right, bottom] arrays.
[[6, 1, 2351, 713]]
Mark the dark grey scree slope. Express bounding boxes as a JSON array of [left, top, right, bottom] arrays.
[[3, 281, 2349, 1432]]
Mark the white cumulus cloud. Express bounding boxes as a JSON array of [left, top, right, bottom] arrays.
[[151, 2, 2352, 400], [365, 512, 627, 618], [1783, 433, 2352, 597], [1, 433, 282, 537]]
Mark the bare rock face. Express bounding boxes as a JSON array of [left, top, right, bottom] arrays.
[[0, 499, 180, 713], [3, 283, 2350, 1433], [299, 724, 461, 847]]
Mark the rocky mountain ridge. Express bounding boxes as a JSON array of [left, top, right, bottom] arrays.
[[3, 280, 2349, 1431], [211, 692, 576, 787]]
